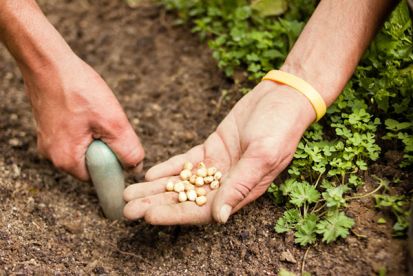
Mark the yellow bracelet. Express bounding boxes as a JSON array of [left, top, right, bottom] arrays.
[[262, 70, 326, 122]]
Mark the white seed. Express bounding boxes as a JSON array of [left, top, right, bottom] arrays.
[[196, 187, 207, 197], [196, 196, 207, 206], [207, 167, 217, 176], [178, 191, 187, 202], [204, 175, 214, 184], [174, 181, 185, 193], [184, 182, 195, 191], [195, 176, 204, 186], [165, 180, 174, 191], [210, 180, 220, 190], [189, 174, 197, 184], [183, 161, 193, 171], [198, 162, 206, 168], [196, 167, 207, 177], [180, 169, 192, 180], [214, 171, 222, 180], [186, 190, 197, 201]]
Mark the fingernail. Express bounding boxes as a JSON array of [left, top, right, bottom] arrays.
[[219, 204, 232, 224]]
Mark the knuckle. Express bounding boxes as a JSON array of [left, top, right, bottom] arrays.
[[108, 118, 126, 133], [122, 146, 145, 168], [232, 182, 251, 200], [50, 151, 78, 172]]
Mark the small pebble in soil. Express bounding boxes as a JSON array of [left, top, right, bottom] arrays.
[[279, 250, 297, 264], [164, 161, 223, 206]]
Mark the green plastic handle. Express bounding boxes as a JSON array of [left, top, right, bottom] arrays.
[[86, 140, 125, 220]]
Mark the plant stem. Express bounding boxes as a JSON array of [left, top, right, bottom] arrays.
[[346, 182, 384, 201], [301, 246, 311, 275]]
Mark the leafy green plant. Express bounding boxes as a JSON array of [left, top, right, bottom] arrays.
[[161, 0, 315, 79], [374, 177, 411, 237], [160, 0, 413, 244]]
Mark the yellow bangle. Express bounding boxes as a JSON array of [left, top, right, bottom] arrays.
[[262, 70, 326, 122]]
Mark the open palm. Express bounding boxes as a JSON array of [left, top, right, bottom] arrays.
[[123, 81, 315, 225]]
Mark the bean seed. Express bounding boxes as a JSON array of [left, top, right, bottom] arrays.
[[196, 187, 207, 196], [207, 167, 217, 176], [180, 169, 192, 180], [214, 171, 222, 180], [195, 176, 204, 186], [183, 161, 193, 171], [196, 196, 207, 206], [184, 182, 195, 191], [174, 181, 185, 193], [186, 190, 197, 201], [196, 167, 207, 177], [189, 174, 197, 184], [210, 180, 220, 190], [204, 175, 214, 184], [165, 180, 174, 191], [178, 191, 188, 202], [198, 162, 206, 168]]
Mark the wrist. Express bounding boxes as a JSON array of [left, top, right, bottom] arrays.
[[279, 62, 343, 107], [258, 80, 316, 130]]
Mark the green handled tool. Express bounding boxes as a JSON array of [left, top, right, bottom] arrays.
[[86, 140, 125, 220]]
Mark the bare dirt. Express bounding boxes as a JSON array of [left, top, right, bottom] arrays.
[[0, 0, 409, 275]]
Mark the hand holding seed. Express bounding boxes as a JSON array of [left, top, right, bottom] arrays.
[[123, 81, 315, 224]]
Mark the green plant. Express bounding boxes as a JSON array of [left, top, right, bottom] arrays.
[[374, 177, 411, 237]]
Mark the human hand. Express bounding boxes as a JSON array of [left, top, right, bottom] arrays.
[[25, 55, 144, 181], [123, 80, 315, 224]]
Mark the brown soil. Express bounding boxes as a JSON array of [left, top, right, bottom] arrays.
[[0, 1, 409, 275]]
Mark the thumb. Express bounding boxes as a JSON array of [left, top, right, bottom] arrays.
[[103, 124, 145, 170], [212, 154, 269, 224]]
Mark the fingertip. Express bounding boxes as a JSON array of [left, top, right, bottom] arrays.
[[123, 145, 145, 169], [145, 166, 159, 181], [104, 129, 145, 170], [123, 185, 134, 202], [123, 202, 136, 220]]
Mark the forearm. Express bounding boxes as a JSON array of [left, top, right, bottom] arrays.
[[0, 0, 75, 77], [281, 0, 396, 106]]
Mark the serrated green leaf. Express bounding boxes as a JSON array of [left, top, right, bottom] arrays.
[[275, 208, 301, 233], [294, 214, 318, 246], [289, 182, 320, 207], [316, 211, 354, 243]]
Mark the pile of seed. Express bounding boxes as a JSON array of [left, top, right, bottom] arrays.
[[165, 161, 222, 206]]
